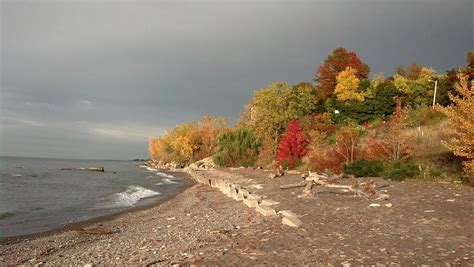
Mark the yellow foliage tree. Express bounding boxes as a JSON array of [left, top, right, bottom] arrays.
[[148, 115, 227, 164], [393, 74, 412, 94], [437, 75, 474, 183], [335, 67, 365, 102]]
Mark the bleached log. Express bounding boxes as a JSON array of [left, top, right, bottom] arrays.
[[302, 181, 314, 198]]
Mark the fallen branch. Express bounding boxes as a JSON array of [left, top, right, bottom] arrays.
[[73, 227, 118, 235], [280, 181, 307, 190]]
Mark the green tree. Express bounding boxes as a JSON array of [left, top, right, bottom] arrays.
[[394, 67, 437, 106], [245, 82, 317, 144], [325, 80, 398, 124], [213, 127, 263, 167]]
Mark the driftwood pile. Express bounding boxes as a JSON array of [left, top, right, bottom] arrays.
[[280, 171, 389, 200], [268, 166, 285, 179]]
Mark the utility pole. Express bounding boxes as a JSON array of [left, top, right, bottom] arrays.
[[430, 79, 438, 109]]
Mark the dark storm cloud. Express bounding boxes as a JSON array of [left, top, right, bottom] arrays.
[[1, 0, 472, 159]]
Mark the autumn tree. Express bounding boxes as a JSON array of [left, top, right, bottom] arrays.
[[298, 112, 336, 138], [396, 61, 425, 80], [305, 124, 363, 174], [148, 137, 159, 161], [365, 102, 411, 162], [437, 75, 474, 183], [314, 47, 370, 102], [335, 67, 365, 102], [394, 66, 437, 106], [275, 120, 308, 168], [465, 52, 474, 81], [333, 123, 364, 165], [169, 123, 201, 162], [195, 115, 228, 159], [148, 115, 228, 164], [305, 133, 346, 174]]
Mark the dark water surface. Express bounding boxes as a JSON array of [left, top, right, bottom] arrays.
[[0, 157, 186, 238]]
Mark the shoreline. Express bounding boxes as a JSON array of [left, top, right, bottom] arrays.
[[0, 170, 194, 245], [1, 167, 472, 265]]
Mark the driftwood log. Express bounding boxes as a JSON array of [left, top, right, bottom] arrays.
[[280, 171, 389, 200]]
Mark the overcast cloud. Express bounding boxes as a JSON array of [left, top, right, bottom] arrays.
[[1, 0, 472, 159]]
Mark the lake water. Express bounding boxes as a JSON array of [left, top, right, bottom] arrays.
[[0, 157, 188, 238]]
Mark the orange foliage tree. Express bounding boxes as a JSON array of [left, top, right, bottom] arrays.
[[437, 75, 474, 183]]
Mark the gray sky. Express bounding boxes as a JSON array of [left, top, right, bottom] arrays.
[[1, 0, 472, 160]]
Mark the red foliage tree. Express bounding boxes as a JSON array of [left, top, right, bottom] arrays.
[[314, 47, 370, 102], [275, 120, 308, 168]]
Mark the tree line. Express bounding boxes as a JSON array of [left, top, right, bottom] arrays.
[[149, 48, 474, 184]]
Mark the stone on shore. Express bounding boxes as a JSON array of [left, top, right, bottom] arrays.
[[256, 205, 277, 217], [247, 194, 262, 202], [233, 193, 244, 201], [239, 189, 250, 198], [243, 199, 259, 208], [278, 210, 297, 218], [282, 215, 302, 228], [261, 199, 280, 206]]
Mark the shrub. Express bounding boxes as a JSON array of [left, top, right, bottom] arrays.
[[213, 127, 263, 167], [342, 158, 384, 177], [305, 124, 364, 174], [305, 133, 346, 174], [381, 161, 420, 181], [364, 103, 412, 162], [406, 106, 445, 127]]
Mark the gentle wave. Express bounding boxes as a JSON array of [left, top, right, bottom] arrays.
[[11, 173, 23, 177], [156, 172, 174, 178], [94, 185, 160, 209], [162, 178, 177, 184]]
